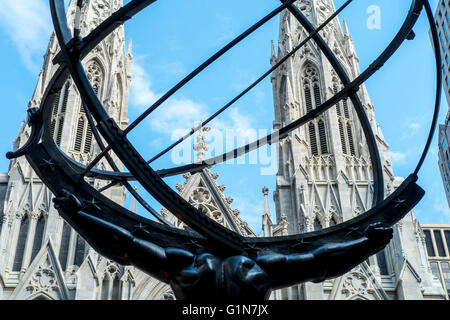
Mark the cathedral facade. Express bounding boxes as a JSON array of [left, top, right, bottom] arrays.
[[263, 0, 444, 300], [0, 0, 446, 300]]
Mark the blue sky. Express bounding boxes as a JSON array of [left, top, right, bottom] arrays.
[[0, 0, 448, 234]]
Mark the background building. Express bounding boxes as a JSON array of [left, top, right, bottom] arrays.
[[434, 0, 450, 106], [435, 0, 450, 208], [422, 224, 450, 299]]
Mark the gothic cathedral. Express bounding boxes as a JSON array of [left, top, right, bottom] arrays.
[[0, 0, 445, 300]]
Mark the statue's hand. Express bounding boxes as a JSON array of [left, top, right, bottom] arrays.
[[364, 223, 393, 245]]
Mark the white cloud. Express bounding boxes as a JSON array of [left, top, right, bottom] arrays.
[[130, 60, 258, 141], [130, 62, 160, 108], [390, 151, 407, 164], [130, 61, 208, 138], [0, 0, 53, 73], [433, 200, 450, 221], [409, 123, 421, 131]]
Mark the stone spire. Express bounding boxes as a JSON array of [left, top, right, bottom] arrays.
[[263, 186, 271, 215], [193, 123, 211, 162], [262, 186, 273, 237]]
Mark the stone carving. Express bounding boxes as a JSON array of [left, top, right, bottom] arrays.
[[189, 187, 224, 225], [26, 258, 59, 296], [341, 269, 375, 299]]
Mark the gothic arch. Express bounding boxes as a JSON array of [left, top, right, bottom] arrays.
[[72, 60, 104, 156], [301, 63, 329, 157], [86, 59, 105, 97], [50, 79, 72, 147], [28, 292, 54, 300]]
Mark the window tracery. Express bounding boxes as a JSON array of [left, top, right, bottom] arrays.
[[302, 65, 329, 156]]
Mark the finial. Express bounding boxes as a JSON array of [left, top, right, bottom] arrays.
[[262, 186, 271, 216], [193, 122, 211, 162]]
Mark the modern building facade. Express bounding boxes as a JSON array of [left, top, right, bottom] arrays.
[[438, 114, 450, 207], [422, 224, 450, 299], [435, 0, 450, 106], [0, 0, 446, 300], [435, 0, 450, 209]]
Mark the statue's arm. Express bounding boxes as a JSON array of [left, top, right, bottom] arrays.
[[256, 223, 393, 289], [53, 193, 194, 283]]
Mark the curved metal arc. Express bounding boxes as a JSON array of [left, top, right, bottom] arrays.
[[47, 0, 429, 256], [50, 0, 248, 254], [151, 0, 424, 179], [46, 0, 170, 225], [283, 1, 384, 207], [245, 174, 424, 255], [414, 0, 442, 174], [53, 0, 157, 64], [146, 0, 354, 165], [122, 0, 299, 136]]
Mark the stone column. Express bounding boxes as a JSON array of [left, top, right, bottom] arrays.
[[5, 213, 24, 273]]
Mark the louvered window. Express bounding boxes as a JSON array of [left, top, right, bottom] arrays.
[[303, 65, 328, 156], [72, 61, 103, 155], [55, 115, 64, 147], [52, 92, 60, 117], [347, 123, 355, 156], [309, 123, 318, 156], [339, 121, 347, 154], [51, 82, 70, 146], [84, 123, 93, 154], [74, 117, 85, 152], [313, 84, 321, 108], [305, 87, 312, 113], [318, 120, 328, 154], [334, 78, 356, 157], [334, 85, 341, 116], [343, 98, 350, 118]]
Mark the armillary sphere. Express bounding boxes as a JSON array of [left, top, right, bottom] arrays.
[[7, 0, 441, 300]]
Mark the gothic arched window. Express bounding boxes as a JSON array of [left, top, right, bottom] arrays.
[[318, 120, 328, 154], [376, 249, 389, 275], [112, 277, 121, 300], [303, 65, 329, 156], [74, 233, 86, 267], [50, 81, 70, 147], [30, 215, 46, 262], [100, 264, 122, 300], [59, 221, 71, 271], [101, 276, 110, 300], [309, 122, 318, 156], [13, 215, 30, 271], [73, 61, 103, 155], [329, 217, 337, 227], [333, 77, 356, 156], [314, 218, 322, 231]]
